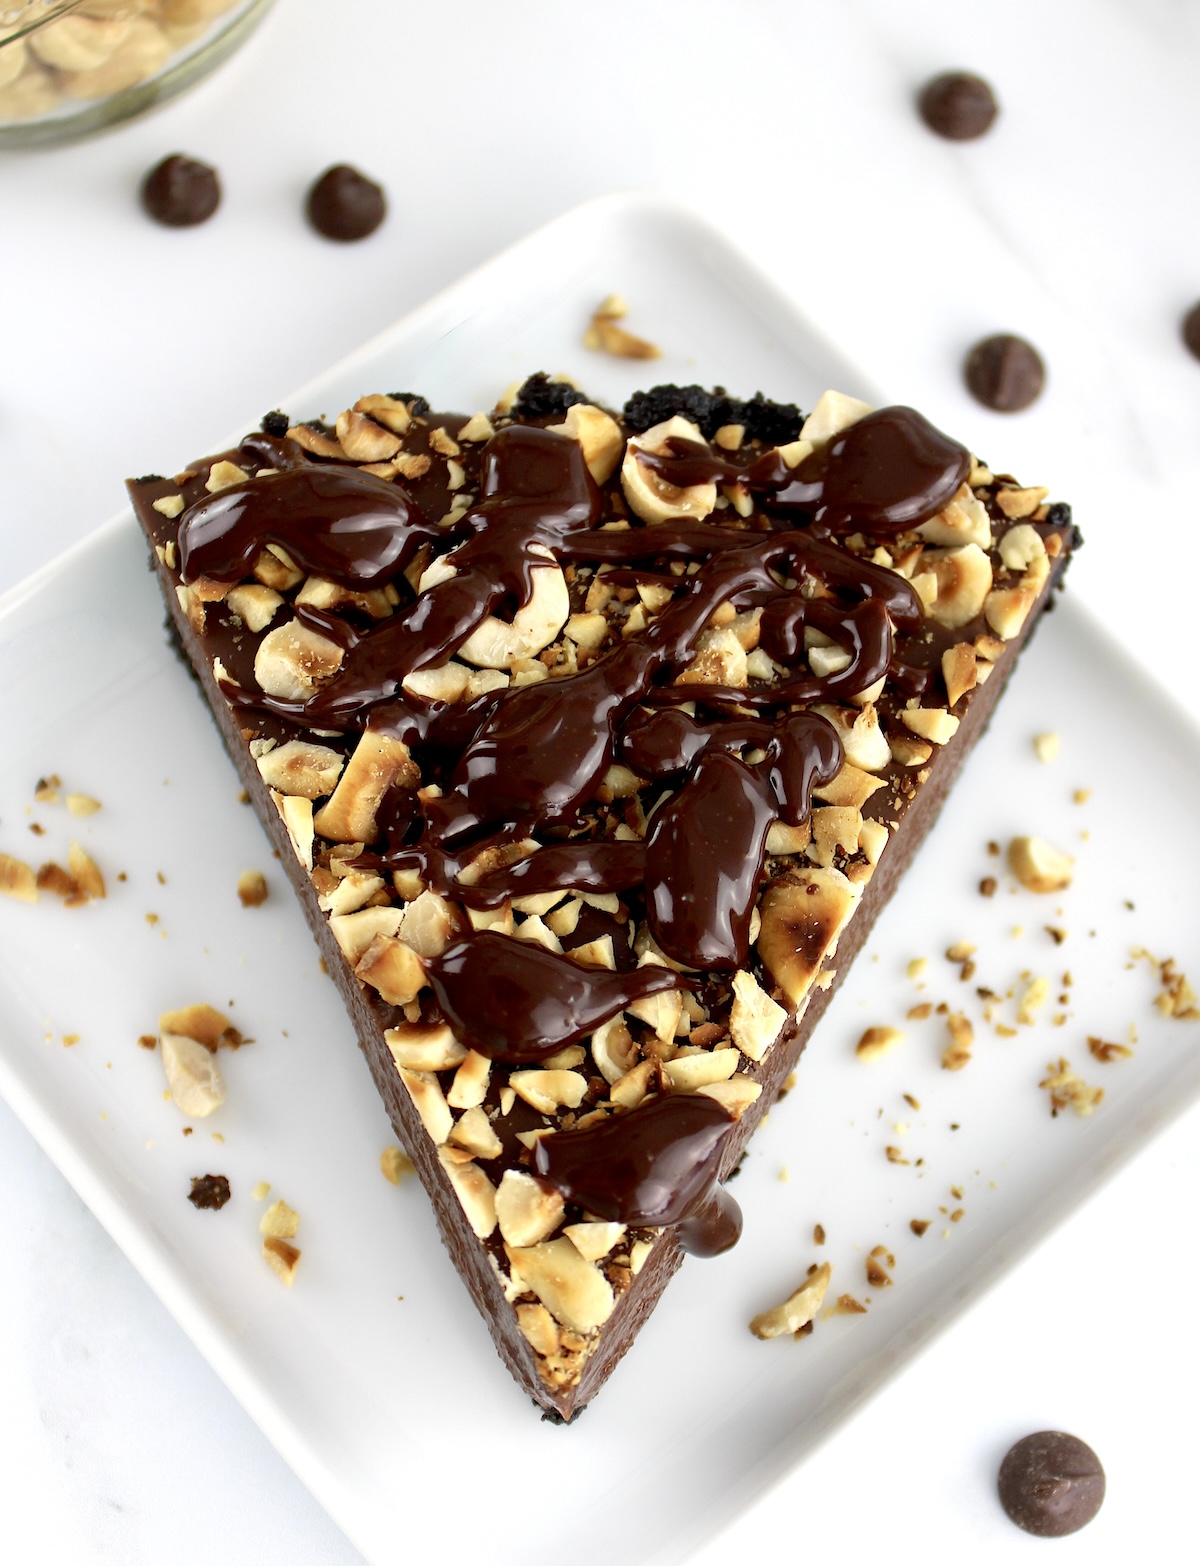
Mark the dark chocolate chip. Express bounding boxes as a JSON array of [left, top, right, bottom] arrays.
[[260, 410, 290, 437], [1182, 301, 1200, 362], [188, 1173, 232, 1210], [997, 1431, 1105, 1537], [306, 164, 386, 242], [964, 333, 1045, 412], [141, 154, 221, 228], [918, 72, 999, 140]]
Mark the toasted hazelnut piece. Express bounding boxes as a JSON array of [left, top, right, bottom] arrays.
[[402, 662, 471, 703], [695, 1075, 762, 1120], [0, 852, 38, 903], [271, 791, 315, 870], [996, 486, 1049, 521], [158, 1003, 241, 1050], [856, 1026, 904, 1061], [924, 544, 993, 629], [1018, 975, 1050, 1025], [160, 1032, 226, 1116], [622, 416, 717, 526], [223, 583, 281, 633], [455, 411, 494, 443], [1033, 731, 1060, 764], [397, 1067, 453, 1145], [449, 549, 570, 670], [714, 423, 745, 451], [262, 1237, 301, 1285], [204, 460, 248, 494], [610, 1058, 659, 1110], [294, 575, 392, 621], [888, 734, 933, 767], [812, 702, 890, 773], [505, 1238, 615, 1335], [1040, 1057, 1103, 1117], [812, 764, 885, 811], [564, 611, 609, 651], [254, 619, 343, 701], [998, 522, 1048, 572], [318, 866, 384, 916], [811, 805, 863, 868], [564, 1221, 627, 1263], [942, 1013, 974, 1071], [548, 403, 625, 485], [900, 707, 959, 746], [385, 1022, 465, 1073], [758, 868, 860, 1009], [858, 818, 889, 865], [448, 1105, 503, 1161], [285, 423, 344, 460], [313, 730, 417, 844], [334, 409, 402, 463], [447, 1049, 491, 1110], [800, 391, 873, 446], [352, 394, 411, 434], [397, 889, 456, 958], [436, 1146, 497, 1238], [256, 738, 345, 799], [513, 914, 563, 953], [663, 1048, 740, 1092], [910, 571, 938, 613], [749, 1261, 832, 1339], [676, 625, 748, 689], [765, 820, 812, 855], [569, 935, 616, 970], [984, 582, 1039, 641], [496, 1169, 566, 1248], [251, 547, 303, 592], [942, 642, 978, 707], [356, 935, 426, 1006], [626, 976, 683, 1045], [152, 493, 185, 520], [590, 1016, 637, 1085], [509, 1069, 589, 1114], [516, 1301, 561, 1356], [328, 905, 404, 963], [380, 1145, 415, 1184], [259, 1199, 300, 1239], [1008, 835, 1074, 894], [918, 483, 991, 548], [67, 841, 105, 900], [730, 969, 787, 1062]]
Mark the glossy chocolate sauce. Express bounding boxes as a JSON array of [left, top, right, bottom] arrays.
[[533, 1094, 740, 1255], [174, 402, 970, 1255]]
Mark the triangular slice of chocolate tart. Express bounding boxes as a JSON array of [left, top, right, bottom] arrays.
[[128, 377, 1077, 1418]]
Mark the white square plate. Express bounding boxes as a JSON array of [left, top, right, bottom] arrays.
[[2, 194, 1199, 1566]]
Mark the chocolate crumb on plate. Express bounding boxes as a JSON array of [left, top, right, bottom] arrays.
[[306, 164, 386, 241], [141, 155, 221, 228], [998, 1430, 1105, 1537], [188, 1173, 231, 1210], [965, 333, 1046, 412], [918, 71, 999, 140], [1182, 302, 1200, 362]]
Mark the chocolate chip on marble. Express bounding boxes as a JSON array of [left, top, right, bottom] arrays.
[[1182, 301, 1200, 362], [306, 164, 387, 241], [918, 71, 999, 140], [141, 154, 221, 227], [964, 333, 1045, 412], [997, 1431, 1106, 1537]]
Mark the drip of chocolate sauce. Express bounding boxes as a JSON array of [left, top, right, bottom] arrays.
[[533, 1093, 740, 1255], [456, 841, 648, 910], [425, 930, 688, 1062]]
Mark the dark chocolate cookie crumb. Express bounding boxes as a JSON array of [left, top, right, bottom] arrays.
[[260, 410, 290, 437], [537, 1400, 585, 1425], [512, 372, 588, 419], [132, 474, 165, 485], [623, 384, 802, 444], [188, 1173, 232, 1210], [918, 72, 999, 140], [141, 154, 221, 227], [623, 383, 714, 435], [306, 164, 387, 242], [1182, 301, 1200, 362], [388, 393, 430, 416], [998, 1431, 1105, 1537], [964, 333, 1045, 412], [737, 391, 803, 446]]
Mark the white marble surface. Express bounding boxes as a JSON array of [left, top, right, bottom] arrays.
[[1, 1, 1199, 1561]]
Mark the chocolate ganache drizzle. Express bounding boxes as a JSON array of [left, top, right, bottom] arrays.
[[177, 399, 967, 1257]]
